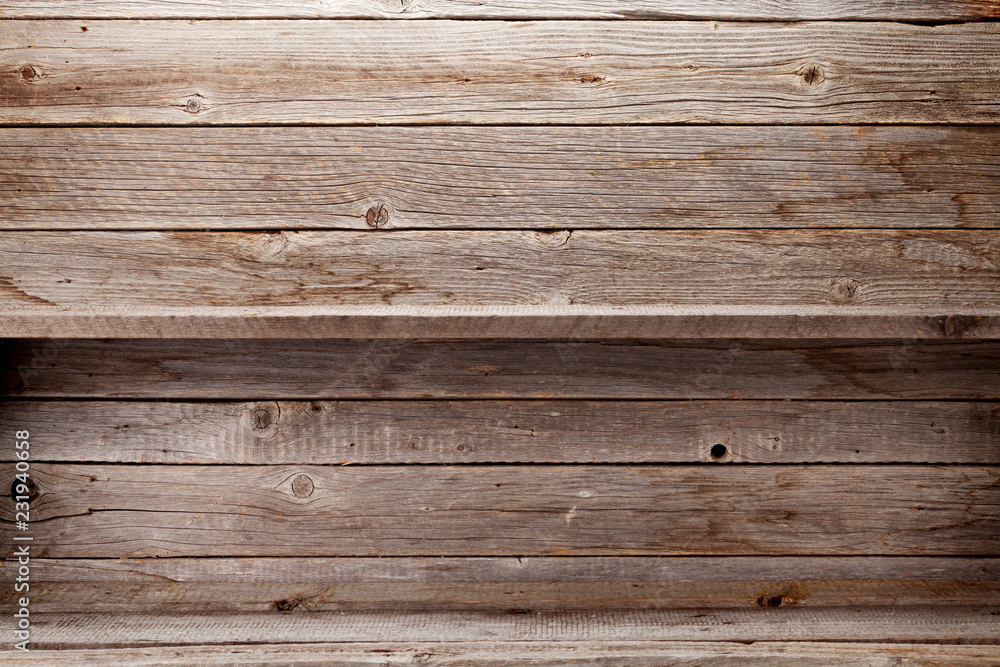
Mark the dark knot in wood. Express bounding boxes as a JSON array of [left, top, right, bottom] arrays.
[[365, 203, 390, 228]]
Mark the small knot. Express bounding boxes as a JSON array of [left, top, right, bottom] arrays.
[[251, 409, 271, 430], [944, 314, 974, 338], [184, 97, 204, 114], [798, 64, 825, 86], [291, 474, 314, 498], [828, 277, 861, 303], [243, 402, 279, 440], [365, 203, 390, 228], [580, 75, 605, 84], [20, 65, 39, 82], [531, 230, 572, 248]]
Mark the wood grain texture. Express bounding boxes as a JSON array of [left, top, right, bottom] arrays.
[[4, 126, 999, 231], [4, 400, 998, 464], [9, 608, 1000, 649], [4, 0, 1000, 20], [4, 339, 999, 399], [15, 557, 999, 612], [0, 231, 996, 312], [2, 464, 996, 557], [24, 556, 999, 583], [8, 641, 1000, 667], [8, 306, 1000, 340], [3, 21, 1000, 125]]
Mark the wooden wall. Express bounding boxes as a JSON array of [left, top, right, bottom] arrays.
[[1, 0, 999, 663]]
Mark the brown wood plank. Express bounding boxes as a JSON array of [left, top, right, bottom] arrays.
[[4, 0, 999, 20], [12, 609, 1000, 649], [3, 400, 997, 464], [3, 21, 999, 125], [4, 339, 999, 399], [5, 126, 999, 231], [8, 641, 1000, 666], [0, 231, 997, 340], [16, 556, 999, 612], [7, 306, 1000, 340], [3, 464, 996, 557]]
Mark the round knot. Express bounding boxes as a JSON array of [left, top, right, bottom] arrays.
[[291, 474, 314, 498], [365, 203, 390, 229]]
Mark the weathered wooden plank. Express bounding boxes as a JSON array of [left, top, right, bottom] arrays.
[[4, 400, 997, 464], [5, 127, 999, 231], [3, 21, 999, 125], [2, 464, 996, 557], [11, 608, 1000, 649], [0, 233, 996, 322], [14, 557, 998, 612], [8, 641, 1000, 667], [24, 556, 999, 583], [4, 0, 1000, 20], [4, 339, 999, 399], [7, 306, 1000, 340]]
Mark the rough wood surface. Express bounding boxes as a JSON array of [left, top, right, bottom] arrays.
[[3, 464, 996, 557], [4, 400, 997, 464], [14, 557, 999, 612], [7, 306, 1000, 340], [3, 21, 1000, 125], [7, 641, 1000, 666], [5, 126, 999, 231], [0, 232, 996, 313], [4, 339, 999, 399], [9, 608, 1000, 649], [23, 556, 999, 582], [4, 0, 1000, 20]]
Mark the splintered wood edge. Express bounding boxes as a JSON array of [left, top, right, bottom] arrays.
[[2, 306, 999, 339]]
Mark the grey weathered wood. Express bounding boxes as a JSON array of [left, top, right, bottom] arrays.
[[0, 233, 996, 324], [8, 641, 1000, 666], [4, 339, 999, 399], [3, 464, 997, 557], [3, 21, 1000, 125], [5, 127, 999, 231], [3, 400, 997, 464], [24, 556, 998, 583], [15, 557, 999, 612], [4, 0, 999, 20], [7, 306, 1000, 340], [12, 608, 1000, 649]]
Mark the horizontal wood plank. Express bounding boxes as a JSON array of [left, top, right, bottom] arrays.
[[15, 556, 999, 612], [3, 21, 1000, 124], [3, 400, 997, 464], [2, 464, 997, 557], [7, 306, 1000, 340], [1, 231, 997, 340], [4, 126, 999, 231], [9, 641, 1000, 666], [5, 339, 999, 399], [11, 609, 1000, 649], [4, 0, 1000, 20]]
